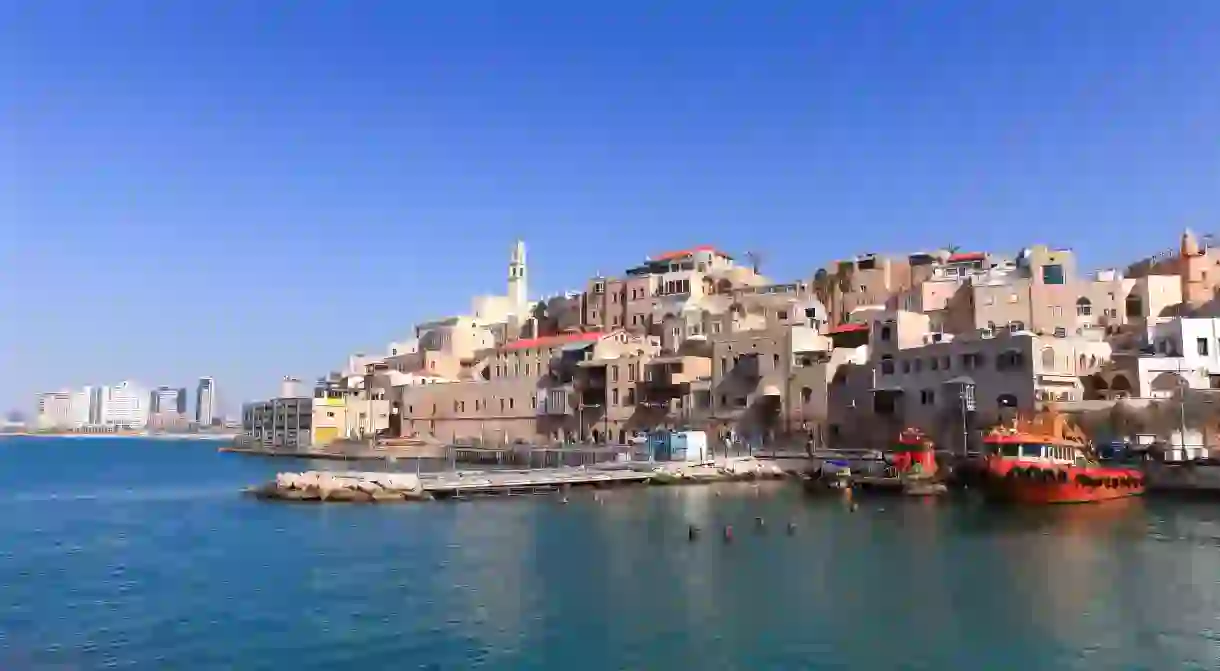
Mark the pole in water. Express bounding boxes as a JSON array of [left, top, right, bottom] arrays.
[[755, 516, 766, 531], [688, 524, 700, 541], [786, 521, 797, 535], [850, 502, 859, 512], [723, 525, 734, 542]]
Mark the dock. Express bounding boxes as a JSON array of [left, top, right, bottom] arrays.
[[249, 457, 790, 503], [419, 466, 653, 499]]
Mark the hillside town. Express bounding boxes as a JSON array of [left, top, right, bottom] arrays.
[[241, 231, 1220, 459]]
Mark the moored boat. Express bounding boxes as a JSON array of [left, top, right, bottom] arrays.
[[980, 411, 1144, 504]]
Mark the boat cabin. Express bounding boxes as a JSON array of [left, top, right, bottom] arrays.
[[890, 427, 938, 475], [984, 411, 1092, 468], [986, 434, 1086, 467]]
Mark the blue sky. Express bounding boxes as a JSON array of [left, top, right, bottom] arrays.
[[4, 1, 1220, 414]]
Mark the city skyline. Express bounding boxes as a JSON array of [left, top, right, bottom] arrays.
[[8, 2, 1220, 410]]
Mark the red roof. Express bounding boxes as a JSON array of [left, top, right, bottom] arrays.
[[947, 252, 986, 263], [828, 323, 870, 335], [651, 245, 728, 262], [502, 331, 603, 352]]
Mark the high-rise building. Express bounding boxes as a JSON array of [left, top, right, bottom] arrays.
[[196, 377, 216, 425], [36, 391, 76, 429], [149, 386, 187, 415], [101, 381, 149, 428]]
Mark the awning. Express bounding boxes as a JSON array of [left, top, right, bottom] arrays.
[[762, 385, 782, 397], [942, 375, 976, 386], [871, 384, 905, 393]]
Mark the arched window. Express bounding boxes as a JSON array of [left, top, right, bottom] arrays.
[[1076, 297, 1092, 316], [880, 355, 895, 375], [1125, 294, 1142, 318], [801, 387, 813, 404], [997, 394, 1018, 408], [879, 324, 893, 342], [1041, 347, 1056, 369]]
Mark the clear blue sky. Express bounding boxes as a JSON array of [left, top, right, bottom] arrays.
[[5, 1, 1220, 414]]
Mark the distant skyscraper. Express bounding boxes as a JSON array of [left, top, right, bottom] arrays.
[[100, 381, 148, 428], [149, 386, 186, 415], [196, 377, 216, 425]]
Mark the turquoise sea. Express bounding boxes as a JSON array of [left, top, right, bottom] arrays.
[[1, 437, 1218, 669]]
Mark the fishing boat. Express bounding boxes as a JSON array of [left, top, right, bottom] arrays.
[[852, 428, 947, 496], [980, 411, 1144, 504]]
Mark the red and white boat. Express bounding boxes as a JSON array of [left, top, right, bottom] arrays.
[[980, 411, 1144, 504]]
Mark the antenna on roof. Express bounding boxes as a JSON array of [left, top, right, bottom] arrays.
[[744, 250, 763, 274]]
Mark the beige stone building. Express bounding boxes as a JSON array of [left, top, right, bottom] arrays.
[[826, 310, 1112, 451]]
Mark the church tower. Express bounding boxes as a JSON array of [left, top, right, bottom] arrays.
[[508, 240, 528, 317]]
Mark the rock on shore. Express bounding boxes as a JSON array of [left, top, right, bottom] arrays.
[[251, 471, 433, 503], [650, 457, 787, 484]]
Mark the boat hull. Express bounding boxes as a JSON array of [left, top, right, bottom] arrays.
[[981, 460, 1144, 504]]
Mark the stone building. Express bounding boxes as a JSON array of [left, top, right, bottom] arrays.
[[826, 310, 1112, 452]]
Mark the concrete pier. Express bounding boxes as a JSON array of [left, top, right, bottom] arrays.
[[249, 457, 791, 503]]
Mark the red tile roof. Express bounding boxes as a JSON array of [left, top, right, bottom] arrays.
[[502, 331, 603, 352], [947, 252, 986, 263], [651, 245, 728, 262], [828, 323, 870, 335]]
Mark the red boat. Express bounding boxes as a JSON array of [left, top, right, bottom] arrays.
[[890, 427, 938, 477], [980, 411, 1144, 504]]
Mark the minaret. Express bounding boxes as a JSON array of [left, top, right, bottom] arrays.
[[508, 240, 528, 317]]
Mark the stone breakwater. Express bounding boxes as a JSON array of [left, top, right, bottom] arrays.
[[249, 471, 433, 502], [249, 457, 793, 503]]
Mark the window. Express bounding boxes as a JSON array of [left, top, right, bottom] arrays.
[[720, 394, 727, 407], [530, 396, 537, 409], [1050, 305, 1063, 317], [628, 364, 636, 382], [801, 387, 813, 403], [930, 358, 939, 371], [920, 389, 935, 405], [1041, 264, 1065, 285], [880, 355, 895, 375], [625, 388, 635, 405], [1125, 294, 1141, 318], [509, 398, 514, 409], [500, 399, 505, 411], [1199, 338, 1209, 356], [778, 310, 788, 321], [1054, 327, 1066, 338], [612, 389, 619, 405], [1021, 443, 1044, 459], [880, 325, 893, 342], [773, 353, 780, 369], [962, 353, 984, 369], [721, 357, 729, 372], [1041, 347, 1056, 369], [941, 355, 951, 370], [902, 360, 911, 374], [612, 366, 619, 382], [1009, 321, 1025, 332], [1076, 297, 1092, 316]]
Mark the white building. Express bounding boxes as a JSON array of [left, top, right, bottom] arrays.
[[1101, 318, 1220, 399], [196, 377, 216, 425], [36, 391, 76, 429], [101, 380, 149, 428], [35, 387, 97, 429]]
